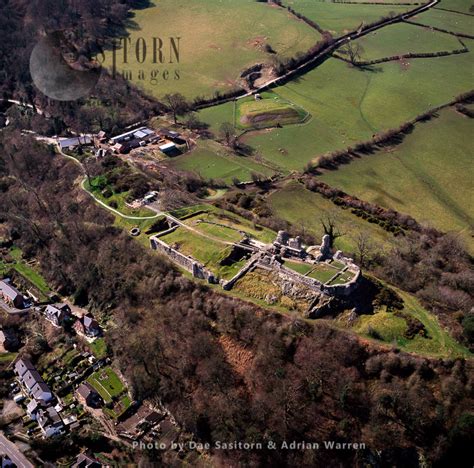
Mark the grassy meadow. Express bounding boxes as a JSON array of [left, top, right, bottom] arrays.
[[234, 42, 474, 171], [166, 140, 279, 183], [320, 107, 474, 248], [282, 0, 412, 35], [354, 22, 463, 60], [102, 0, 320, 100], [413, 8, 474, 35], [341, 288, 472, 357]]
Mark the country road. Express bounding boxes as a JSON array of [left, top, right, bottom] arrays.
[[0, 432, 34, 468]]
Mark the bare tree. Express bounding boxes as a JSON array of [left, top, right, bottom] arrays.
[[219, 121, 236, 147], [353, 231, 372, 267], [163, 93, 188, 124], [340, 42, 364, 65], [320, 211, 345, 247]]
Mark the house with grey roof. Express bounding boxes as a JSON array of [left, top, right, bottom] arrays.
[[14, 357, 35, 377], [74, 314, 101, 338], [37, 406, 64, 438], [44, 303, 71, 327], [72, 453, 101, 468], [0, 279, 25, 309], [15, 358, 53, 403]]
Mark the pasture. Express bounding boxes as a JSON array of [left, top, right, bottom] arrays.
[[320, 108, 474, 249], [236, 42, 474, 171], [282, 0, 411, 35], [268, 181, 392, 253], [166, 140, 279, 183], [102, 0, 320, 100], [353, 22, 463, 60], [413, 8, 474, 36]]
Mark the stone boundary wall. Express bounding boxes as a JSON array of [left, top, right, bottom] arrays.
[[221, 254, 261, 291], [150, 234, 216, 283]]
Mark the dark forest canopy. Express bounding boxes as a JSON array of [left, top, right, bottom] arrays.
[[0, 130, 473, 466]]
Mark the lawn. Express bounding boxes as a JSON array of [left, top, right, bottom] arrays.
[[87, 366, 125, 404], [237, 92, 309, 129], [1, 246, 51, 298], [183, 209, 276, 243], [101, 0, 320, 100], [413, 7, 474, 36], [282, 0, 412, 36], [352, 22, 463, 61], [307, 263, 339, 283], [159, 226, 243, 279], [167, 140, 279, 184], [88, 338, 108, 359], [268, 180, 392, 253], [320, 108, 474, 250], [283, 260, 314, 275]]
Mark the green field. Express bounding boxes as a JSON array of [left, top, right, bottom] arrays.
[[237, 93, 309, 129], [413, 7, 474, 36], [167, 140, 279, 184], [102, 0, 320, 100], [320, 108, 474, 248], [435, 0, 474, 14], [353, 22, 463, 60], [87, 366, 126, 404], [268, 181, 392, 253], [347, 288, 472, 357], [200, 41, 473, 171], [283, 0, 412, 35]]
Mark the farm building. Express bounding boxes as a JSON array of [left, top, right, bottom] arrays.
[[109, 126, 156, 145], [159, 142, 178, 155], [158, 129, 186, 145], [109, 126, 156, 154], [58, 135, 92, 150]]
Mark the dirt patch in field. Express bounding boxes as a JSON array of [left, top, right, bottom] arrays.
[[247, 36, 268, 51], [218, 335, 254, 379], [240, 108, 300, 126]]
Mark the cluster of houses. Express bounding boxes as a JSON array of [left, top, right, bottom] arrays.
[[43, 303, 101, 338], [14, 358, 66, 437], [57, 126, 187, 156]]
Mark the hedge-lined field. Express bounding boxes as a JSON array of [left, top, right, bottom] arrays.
[[268, 181, 392, 253], [353, 22, 463, 60], [282, 0, 411, 35], [320, 108, 474, 249], [167, 140, 278, 183]]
